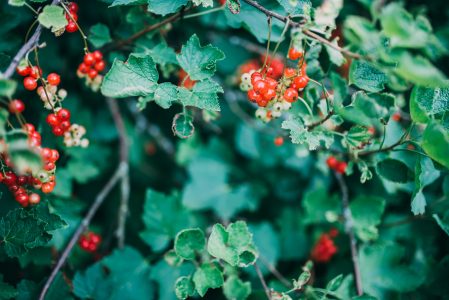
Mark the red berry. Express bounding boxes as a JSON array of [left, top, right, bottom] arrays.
[[44, 162, 56, 171], [336, 161, 347, 174], [94, 60, 106, 72], [87, 69, 98, 79], [392, 113, 401, 122], [326, 156, 338, 169], [251, 72, 263, 85], [47, 73, 61, 86], [288, 47, 303, 60], [16, 65, 31, 77], [329, 228, 339, 238], [42, 183, 54, 193], [60, 120, 71, 131], [78, 62, 89, 74], [265, 77, 278, 89], [90, 233, 101, 244], [283, 68, 296, 78], [247, 90, 262, 103], [66, 22, 78, 33], [46, 114, 59, 126], [84, 53, 96, 66], [17, 176, 28, 186], [4, 172, 17, 186], [24, 123, 35, 133], [23, 77, 37, 91], [92, 50, 103, 61], [274, 136, 284, 146], [30, 66, 42, 79], [50, 150, 60, 162], [253, 80, 269, 94], [52, 126, 64, 136], [66, 12, 78, 21], [16, 193, 29, 206], [263, 89, 276, 101], [57, 108, 71, 121], [9, 99, 25, 113], [68, 2, 79, 13], [29, 193, 41, 205], [257, 98, 268, 107], [283, 88, 298, 103], [292, 76, 309, 90]]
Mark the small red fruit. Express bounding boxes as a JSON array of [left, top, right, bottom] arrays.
[[66, 22, 78, 33], [16, 65, 31, 76], [23, 77, 37, 91], [274, 136, 284, 146], [326, 156, 338, 169], [94, 60, 106, 72], [29, 193, 41, 205], [84, 53, 96, 66], [47, 73, 61, 86], [288, 47, 303, 60], [263, 89, 276, 101], [88, 69, 98, 79], [68, 2, 79, 13], [57, 108, 71, 121], [336, 161, 347, 174], [46, 113, 59, 126], [392, 113, 401, 122], [9, 99, 25, 113], [293, 76, 309, 90], [92, 50, 103, 61], [247, 90, 262, 103], [283, 88, 298, 103], [283, 68, 296, 78]]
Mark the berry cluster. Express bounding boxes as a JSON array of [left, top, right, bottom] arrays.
[[77, 51, 106, 91], [0, 124, 59, 207], [16, 65, 41, 91], [311, 229, 339, 263], [79, 231, 102, 252], [65, 2, 79, 33], [64, 124, 89, 148], [46, 108, 71, 137], [326, 156, 347, 174], [239, 48, 309, 122]]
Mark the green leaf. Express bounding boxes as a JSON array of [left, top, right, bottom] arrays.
[[410, 86, 449, 116], [326, 274, 344, 291], [192, 263, 224, 297], [376, 158, 412, 183], [101, 53, 159, 98], [380, 3, 430, 48], [178, 79, 223, 111], [177, 34, 225, 81], [276, 0, 311, 15], [110, 0, 147, 7], [0, 79, 17, 98], [411, 156, 440, 215], [102, 247, 154, 300], [8, 0, 25, 6], [330, 72, 348, 108], [227, 0, 241, 14], [325, 39, 346, 67], [422, 121, 449, 169], [207, 221, 257, 267], [154, 83, 178, 109], [303, 187, 340, 223], [350, 196, 385, 241], [174, 228, 206, 260], [147, 0, 189, 16], [172, 113, 195, 139], [282, 116, 334, 150], [0, 275, 17, 300], [344, 126, 372, 149], [37, 5, 68, 33], [145, 42, 178, 68], [150, 260, 195, 300], [0, 209, 51, 257], [174, 276, 195, 300], [192, 0, 213, 7], [349, 60, 387, 92], [223, 276, 251, 300], [139, 189, 195, 252], [73, 263, 112, 299], [89, 23, 112, 48]]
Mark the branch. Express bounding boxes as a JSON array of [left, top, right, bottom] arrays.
[[307, 111, 334, 130], [107, 98, 130, 249], [38, 163, 128, 300], [2, 0, 60, 79], [254, 263, 272, 300], [334, 173, 363, 296], [358, 137, 404, 157], [241, 0, 364, 60]]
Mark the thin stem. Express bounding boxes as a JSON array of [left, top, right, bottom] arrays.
[[254, 263, 271, 300], [334, 173, 363, 296], [259, 256, 292, 288], [106, 98, 130, 249], [298, 96, 313, 116], [270, 19, 290, 58], [241, 0, 305, 27], [24, 2, 38, 14], [38, 162, 128, 300], [183, 4, 225, 19], [307, 111, 334, 130], [60, 1, 89, 53], [262, 17, 272, 70]]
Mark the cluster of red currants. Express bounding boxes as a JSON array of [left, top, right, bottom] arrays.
[[326, 156, 347, 174], [65, 2, 79, 33], [79, 231, 102, 252], [77, 51, 106, 80], [310, 229, 339, 263], [0, 124, 59, 207], [16, 64, 62, 93], [239, 47, 310, 122], [46, 108, 71, 137]]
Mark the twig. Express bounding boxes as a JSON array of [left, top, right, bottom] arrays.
[[38, 162, 128, 300], [334, 173, 363, 296], [358, 136, 404, 156], [259, 256, 292, 288], [107, 99, 130, 249], [254, 263, 272, 300], [2, 0, 60, 79], [240, 0, 364, 60], [307, 111, 334, 130]]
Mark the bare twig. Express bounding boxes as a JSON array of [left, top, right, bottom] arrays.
[[38, 162, 128, 300], [2, 0, 60, 79], [334, 173, 363, 296], [254, 263, 272, 300], [241, 0, 305, 26], [307, 111, 334, 130], [259, 256, 292, 288], [107, 98, 130, 249]]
